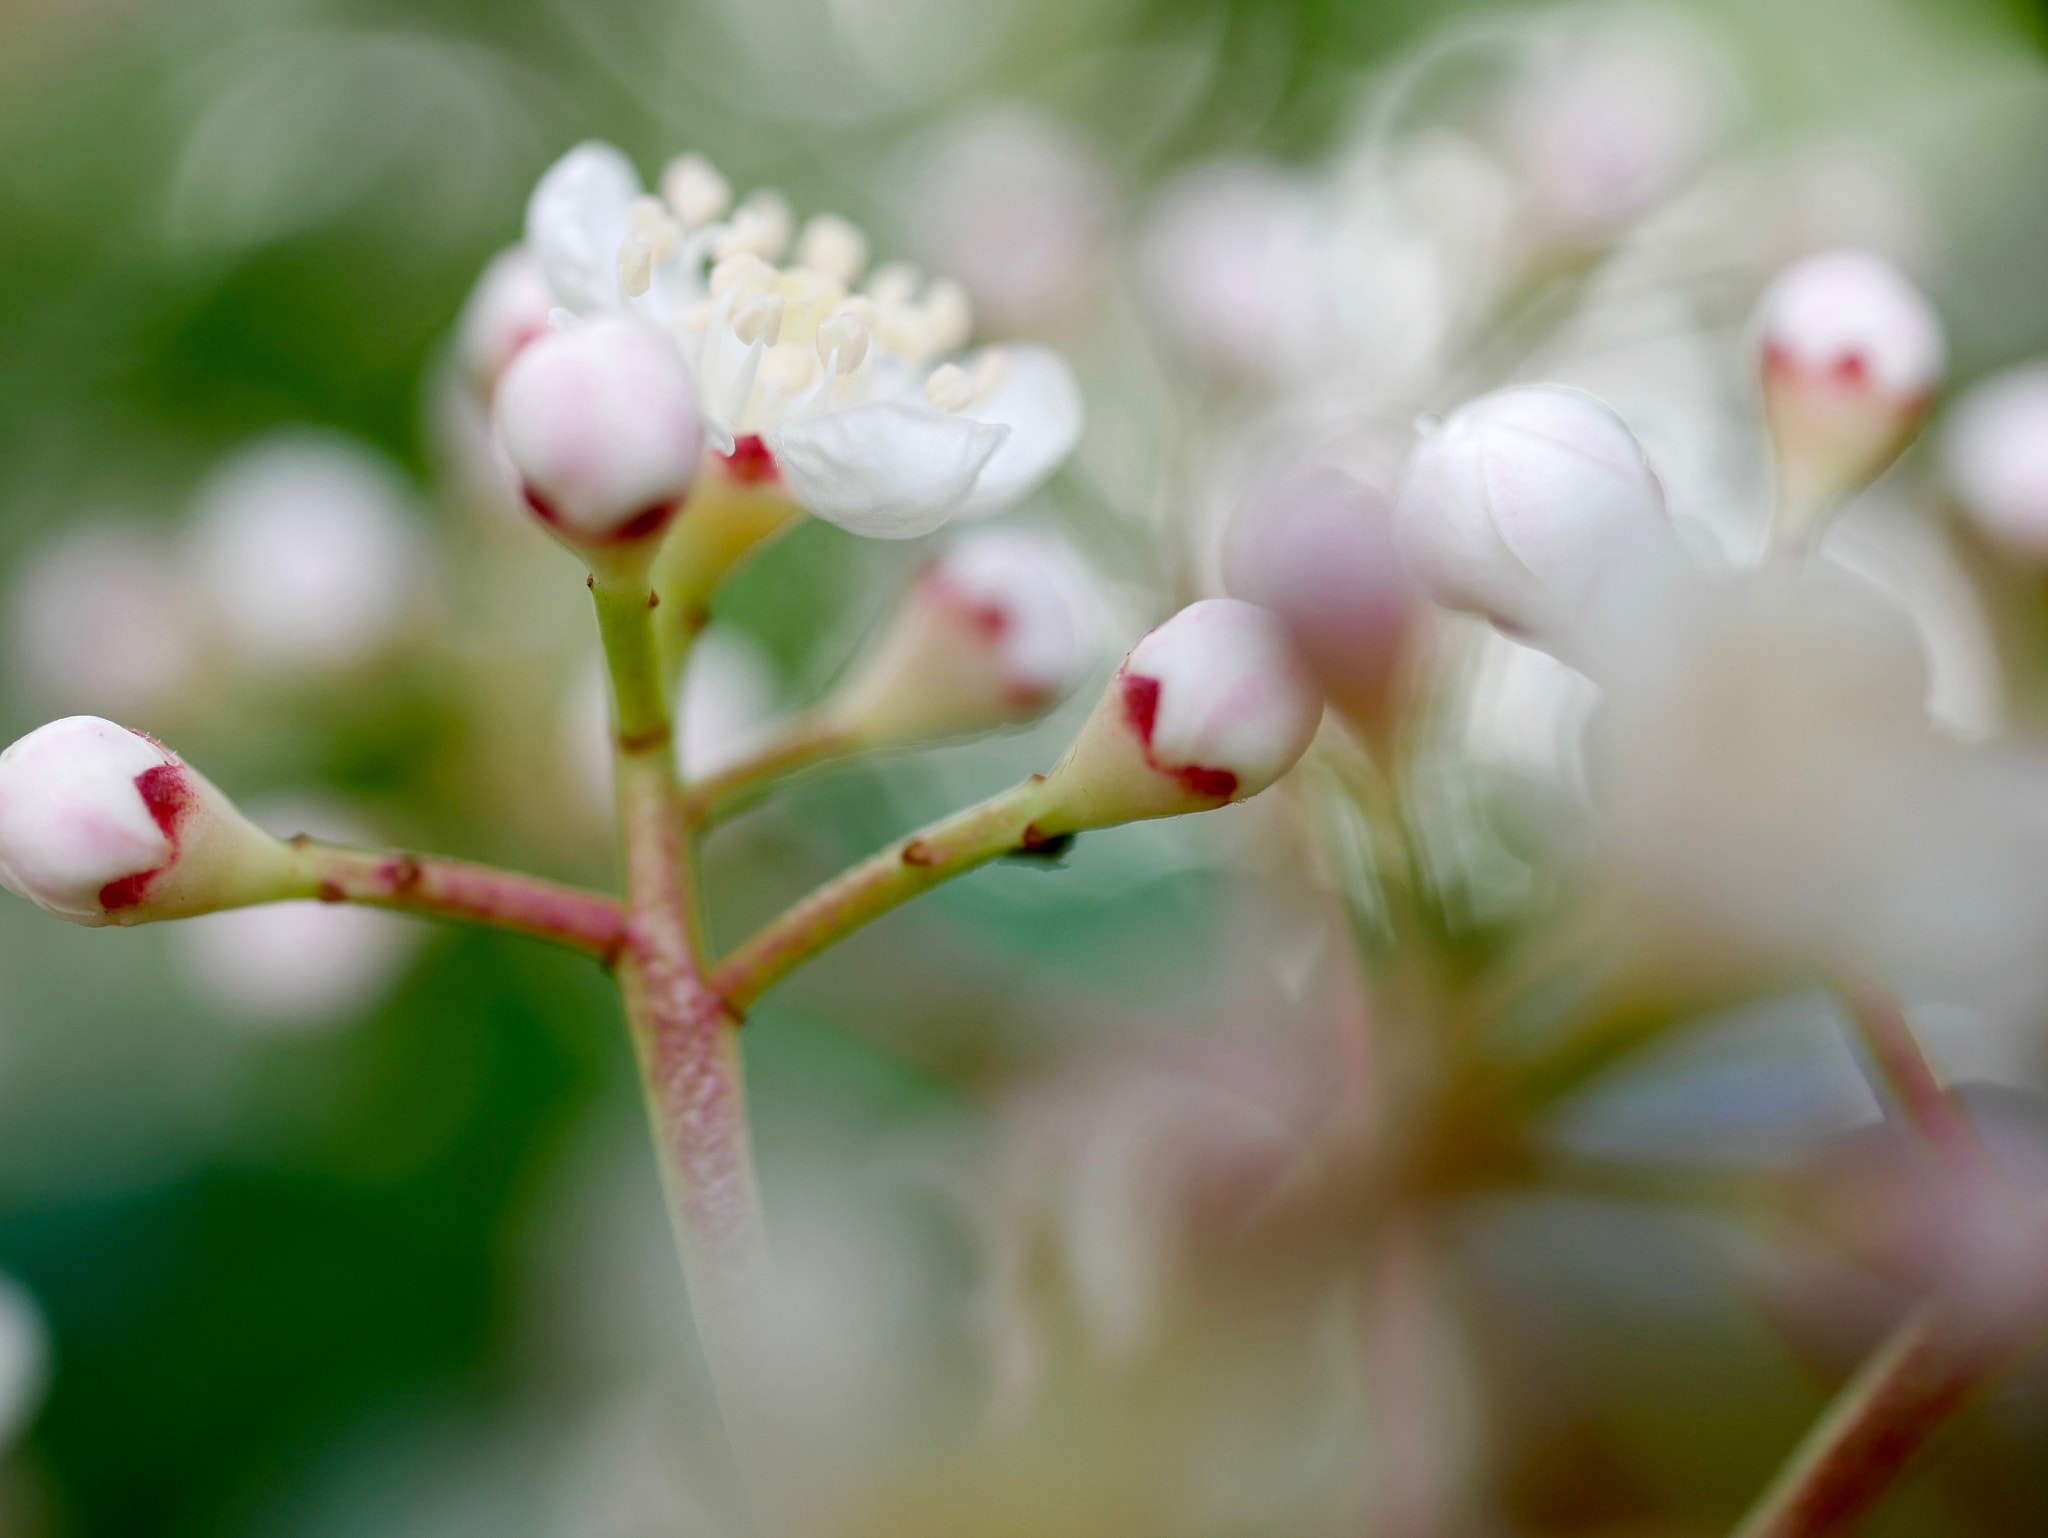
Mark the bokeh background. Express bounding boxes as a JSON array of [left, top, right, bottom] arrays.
[[7, 0, 2048, 1532]]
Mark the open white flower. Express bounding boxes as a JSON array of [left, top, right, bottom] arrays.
[[517, 141, 1084, 538]]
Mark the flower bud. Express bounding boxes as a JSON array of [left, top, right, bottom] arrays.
[[0, 717, 299, 926], [829, 527, 1101, 746], [1036, 599, 1322, 832], [1758, 250, 1944, 543], [1224, 462, 1423, 748], [455, 246, 555, 398], [494, 316, 704, 575], [1393, 384, 1669, 644], [1942, 361, 2048, 561]]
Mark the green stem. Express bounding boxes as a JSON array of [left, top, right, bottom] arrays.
[[1730, 1305, 2000, 1538], [712, 776, 1055, 1015], [592, 574, 773, 1491], [287, 841, 623, 961], [683, 712, 860, 830]]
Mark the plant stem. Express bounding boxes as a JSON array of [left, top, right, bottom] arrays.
[[287, 841, 624, 960], [682, 712, 860, 830], [592, 574, 774, 1485], [712, 776, 1056, 1015], [1730, 1304, 2001, 1538], [1831, 971, 1984, 1167]]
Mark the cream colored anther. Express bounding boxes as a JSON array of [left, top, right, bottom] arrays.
[[716, 190, 794, 262], [865, 261, 921, 306], [816, 312, 870, 373], [922, 280, 972, 357], [733, 294, 785, 347], [618, 235, 655, 299], [661, 153, 732, 227], [617, 198, 680, 299], [971, 347, 1009, 399], [709, 251, 778, 306], [923, 363, 976, 412], [797, 215, 869, 287]]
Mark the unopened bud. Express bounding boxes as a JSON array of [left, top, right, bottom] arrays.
[[1225, 463, 1423, 746], [1759, 250, 1944, 544], [1393, 384, 1670, 645], [796, 214, 869, 286], [455, 246, 555, 398], [661, 153, 732, 227], [494, 316, 704, 571], [0, 717, 297, 926], [1942, 361, 2048, 561], [1036, 599, 1322, 832], [829, 528, 1100, 746]]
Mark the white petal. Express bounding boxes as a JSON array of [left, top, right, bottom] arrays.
[[524, 141, 642, 314], [958, 345, 1083, 517], [766, 403, 1008, 538]]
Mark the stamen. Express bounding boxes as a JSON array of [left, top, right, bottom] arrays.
[[716, 190, 794, 262], [816, 312, 870, 373], [865, 261, 921, 306], [617, 234, 655, 299], [776, 268, 845, 345], [797, 215, 869, 287], [732, 295, 785, 347], [924, 363, 975, 412], [922, 280, 972, 357], [971, 347, 1009, 401], [709, 251, 778, 306], [628, 196, 680, 261], [661, 153, 732, 227]]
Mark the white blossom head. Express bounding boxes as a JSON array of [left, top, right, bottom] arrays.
[[897, 110, 1116, 332], [513, 142, 1085, 539], [8, 519, 201, 718], [1758, 250, 1944, 542], [830, 526, 1101, 746], [1225, 462, 1424, 743], [1393, 384, 1672, 648], [1137, 160, 1334, 384], [494, 314, 704, 572], [187, 432, 427, 673], [456, 245, 556, 398], [1943, 362, 2048, 561], [1498, 9, 1729, 243], [0, 716, 298, 926], [1040, 599, 1323, 831]]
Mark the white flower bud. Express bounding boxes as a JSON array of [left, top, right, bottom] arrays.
[[1393, 384, 1670, 644], [0, 717, 298, 926], [8, 519, 200, 718], [1942, 362, 2048, 561], [187, 432, 427, 674], [1758, 250, 1945, 541], [829, 527, 1101, 746], [1038, 599, 1322, 831], [455, 245, 555, 398], [1225, 463, 1424, 747], [494, 316, 704, 569]]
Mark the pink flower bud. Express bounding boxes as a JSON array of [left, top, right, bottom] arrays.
[[494, 316, 704, 570], [1942, 362, 2048, 561], [456, 245, 555, 398], [1040, 599, 1322, 831], [0, 717, 296, 926], [1393, 385, 1669, 644], [1224, 463, 1423, 746], [831, 527, 1101, 745], [1758, 250, 1944, 540]]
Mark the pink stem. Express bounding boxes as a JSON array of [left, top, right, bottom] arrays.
[[297, 841, 624, 961]]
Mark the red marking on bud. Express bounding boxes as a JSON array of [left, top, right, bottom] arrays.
[[97, 871, 154, 911], [610, 501, 678, 543], [1831, 351, 1870, 386], [1120, 671, 1160, 745], [721, 435, 779, 484], [522, 485, 563, 528], [1116, 668, 1236, 802], [134, 763, 192, 841], [901, 838, 939, 867], [1175, 764, 1238, 799]]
